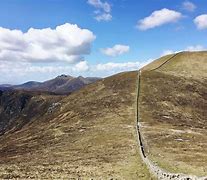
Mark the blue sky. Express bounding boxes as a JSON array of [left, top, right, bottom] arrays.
[[0, 0, 206, 84]]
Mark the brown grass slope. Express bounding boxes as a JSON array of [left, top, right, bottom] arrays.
[[139, 51, 207, 176], [0, 72, 152, 179], [0, 90, 63, 135]]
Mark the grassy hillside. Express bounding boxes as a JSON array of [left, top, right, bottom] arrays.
[[1, 51, 205, 178], [0, 72, 152, 179], [152, 51, 207, 79], [0, 90, 63, 135], [139, 51, 207, 176]]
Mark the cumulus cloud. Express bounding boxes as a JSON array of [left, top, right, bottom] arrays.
[[90, 61, 150, 77], [101, 44, 130, 57], [194, 14, 207, 30], [87, 0, 112, 21], [0, 61, 90, 76], [0, 23, 96, 63], [73, 61, 89, 72], [137, 8, 183, 30], [0, 59, 152, 84], [0, 60, 92, 84], [182, 1, 196, 12], [0, 60, 147, 76], [95, 61, 147, 71], [161, 45, 206, 56]]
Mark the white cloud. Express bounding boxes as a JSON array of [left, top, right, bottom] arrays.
[[91, 60, 152, 77], [95, 61, 147, 71], [0, 59, 152, 84], [101, 44, 130, 57], [194, 14, 207, 30], [161, 45, 206, 56], [88, 0, 111, 12], [0, 61, 90, 76], [73, 61, 89, 72], [137, 8, 183, 30], [0, 61, 91, 84], [87, 0, 112, 21], [95, 13, 112, 21], [182, 1, 196, 12], [161, 50, 175, 56], [185, 45, 206, 51], [0, 23, 96, 63]]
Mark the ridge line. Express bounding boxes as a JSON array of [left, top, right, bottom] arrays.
[[149, 52, 180, 72]]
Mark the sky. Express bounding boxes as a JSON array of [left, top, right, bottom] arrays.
[[0, 0, 206, 84]]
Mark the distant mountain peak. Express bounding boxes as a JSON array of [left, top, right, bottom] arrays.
[[2, 75, 101, 95], [56, 74, 73, 79], [77, 76, 85, 80]]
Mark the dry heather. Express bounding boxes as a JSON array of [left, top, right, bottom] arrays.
[[1, 51, 206, 179], [0, 72, 152, 179], [139, 51, 207, 176]]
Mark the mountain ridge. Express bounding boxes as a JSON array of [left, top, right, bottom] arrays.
[[0, 51, 206, 178], [2, 75, 101, 95]]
